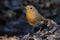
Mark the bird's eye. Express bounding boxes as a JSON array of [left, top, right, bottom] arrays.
[[30, 8, 32, 9]]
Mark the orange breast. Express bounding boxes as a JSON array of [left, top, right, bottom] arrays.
[[26, 9, 36, 24]]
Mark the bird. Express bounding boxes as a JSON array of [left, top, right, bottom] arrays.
[[25, 5, 57, 33]]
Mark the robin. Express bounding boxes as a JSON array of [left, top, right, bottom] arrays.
[[25, 5, 57, 33]]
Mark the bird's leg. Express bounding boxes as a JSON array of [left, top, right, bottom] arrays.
[[36, 25, 42, 34], [46, 19, 51, 34], [44, 19, 51, 26], [47, 19, 51, 27]]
